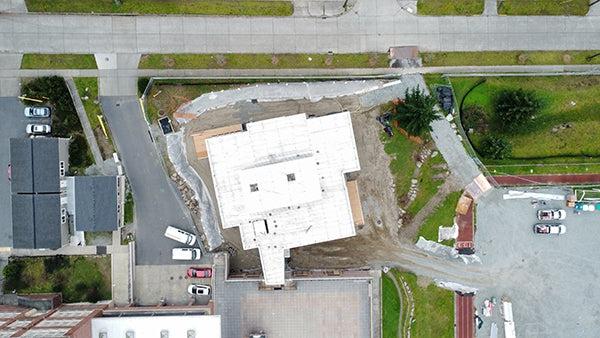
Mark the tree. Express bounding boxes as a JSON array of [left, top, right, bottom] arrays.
[[392, 86, 440, 137], [479, 135, 512, 159], [494, 88, 541, 131]]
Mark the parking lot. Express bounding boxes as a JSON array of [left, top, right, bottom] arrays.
[[475, 187, 600, 337], [0, 97, 39, 248], [134, 264, 213, 306]]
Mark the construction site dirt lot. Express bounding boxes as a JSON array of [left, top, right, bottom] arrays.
[[182, 95, 420, 271], [475, 188, 600, 337]]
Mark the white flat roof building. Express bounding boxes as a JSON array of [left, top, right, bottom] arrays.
[[206, 112, 361, 285], [91, 315, 221, 338]]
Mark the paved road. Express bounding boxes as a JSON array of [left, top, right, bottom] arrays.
[[0, 97, 33, 248], [0, 0, 599, 54], [100, 96, 203, 265]]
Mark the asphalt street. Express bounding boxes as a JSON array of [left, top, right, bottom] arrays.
[[1, 0, 600, 53], [100, 96, 205, 265], [0, 97, 35, 248]]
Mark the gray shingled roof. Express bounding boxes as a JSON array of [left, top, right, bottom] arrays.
[[11, 194, 62, 249], [73, 176, 118, 232], [10, 138, 60, 194]]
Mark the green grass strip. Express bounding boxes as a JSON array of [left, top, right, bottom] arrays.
[[25, 0, 293, 16], [421, 51, 600, 67], [21, 54, 97, 69], [138, 53, 389, 69], [417, 0, 484, 16], [498, 0, 589, 15]]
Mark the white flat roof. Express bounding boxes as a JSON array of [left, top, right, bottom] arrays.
[[206, 112, 360, 285], [91, 315, 221, 338]]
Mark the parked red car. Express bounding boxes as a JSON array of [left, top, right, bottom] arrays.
[[187, 267, 212, 278]]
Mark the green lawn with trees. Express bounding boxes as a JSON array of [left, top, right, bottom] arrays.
[[451, 76, 600, 173], [22, 76, 94, 173], [498, 0, 589, 15], [25, 0, 294, 16], [3, 256, 111, 303]]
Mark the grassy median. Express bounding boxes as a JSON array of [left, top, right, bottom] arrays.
[[417, 0, 483, 15], [138, 53, 389, 69], [421, 51, 600, 67], [21, 54, 97, 69], [25, 0, 294, 15], [498, 0, 589, 15]]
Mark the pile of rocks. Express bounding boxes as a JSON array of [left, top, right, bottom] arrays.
[[415, 147, 432, 168], [406, 178, 419, 202], [551, 123, 573, 133], [170, 172, 200, 216]]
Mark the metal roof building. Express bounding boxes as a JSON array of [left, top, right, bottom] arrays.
[[206, 112, 361, 285]]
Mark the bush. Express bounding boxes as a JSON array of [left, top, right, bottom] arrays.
[[43, 256, 68, 274], [69, 133, 92, 169], [3, 260, 25, 291], [479, 136, 512, 159], [493, 88, 541, 131], [393, 86, 440, 137], [461, 105, 487, 132]]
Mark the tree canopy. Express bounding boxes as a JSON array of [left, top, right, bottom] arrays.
[[392, 86, 440, 137]]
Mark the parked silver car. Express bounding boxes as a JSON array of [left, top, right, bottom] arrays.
[[26, 124, 51, 135], [24, 106, 51, 118]]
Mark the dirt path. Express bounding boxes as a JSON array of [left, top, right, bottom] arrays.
[[402, 177, 462, 242]]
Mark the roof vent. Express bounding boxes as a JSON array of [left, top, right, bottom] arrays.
[[250, 183, 259, 192], [187, 330, 196, 338], [99, 332, 107, 338], [160, 330, 169, 338], [287, 173, 296, 182], [126, 331, 135, 338]]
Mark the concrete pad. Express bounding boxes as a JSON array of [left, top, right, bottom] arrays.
[[205, 18, 228, 35], [315, 18, 338, 34], [134, 264, 212, 306], [0, 0, 26, 13], [113, 34, 138, 53], [272, 18, 296, 35], [183, 35, 207, 53], [88, 33, 114, 52], [251, 35, 274, 53], [337, 17, 361, 35], [251, 18, 274, 35], [182, 17, 206, 35], [294, 17, 317, 35], [417, 17, 440, 34], [228, 17, 250, 35], [0, 78, 20, 97], [316, 34, 338, 51], [273, 35, 298, 53], [160, 33, 186, 53], [135, 17, 161, 34], [0, 53, 22, 70], [111, 16, 136, 34], [135, 34, 158, 53], [63, 34, 90, 53], [95, 54, 118, 70], [205, 35, 230, 53], [117, 54, 141, 70], [159, 17, 183, 34]]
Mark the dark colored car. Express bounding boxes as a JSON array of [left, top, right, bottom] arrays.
[[187, 267, 212, 278]]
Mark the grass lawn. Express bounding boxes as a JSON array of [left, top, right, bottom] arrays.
[[25, 0, 293, 15], [416, 191, 461, 245], [383, 130, 419, 203], [124, 191, 134, 224], [393, 270, 454, 338], [498, 0, 589, 15], [146, 80, 235, 123], [382, 274, 400, 338], [21, 54, 97, 69], [451, 76, 600, 169], [405, 153, 447, 216], [417, 0, 483, 15], [421, 51, 600, 67], [73, 78, 114, 157], [3, 256, 111, 303], [138, 53, 389, 69]]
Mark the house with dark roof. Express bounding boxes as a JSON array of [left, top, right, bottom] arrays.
[[7, 137, 124, 250]]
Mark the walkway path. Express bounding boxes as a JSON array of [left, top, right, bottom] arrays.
[[483, 0, 497, 16], [385, 270, 406, 338], [493, 173, 600, 186], [64, 76, 104, 167], [1, 0, 599, 54]]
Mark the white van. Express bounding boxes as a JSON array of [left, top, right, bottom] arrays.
[[164, 225, 197, 245], [172, 248, 202, 260]]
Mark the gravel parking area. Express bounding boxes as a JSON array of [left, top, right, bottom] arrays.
[[475, 188, 600, 337]]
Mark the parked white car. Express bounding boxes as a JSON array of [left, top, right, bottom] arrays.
[[24, 106, 51, 118], [533, 224, 566, 235], [172, 248, 201, 260], [187, 284, 211, 296], [537, 209, 566, 221], [26, 124, 51, 135], [164, 225, 197, 245]]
